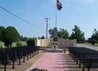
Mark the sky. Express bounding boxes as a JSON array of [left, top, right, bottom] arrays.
[[0, 0, 98, 39]]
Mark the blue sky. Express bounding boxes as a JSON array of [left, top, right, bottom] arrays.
[[0, 0, 98, 39]]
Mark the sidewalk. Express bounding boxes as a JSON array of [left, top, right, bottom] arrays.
[[26, 52, 69, 71], [76, 44, 98, 51]]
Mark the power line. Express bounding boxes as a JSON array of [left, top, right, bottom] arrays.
[[0, 6, 42, 29]]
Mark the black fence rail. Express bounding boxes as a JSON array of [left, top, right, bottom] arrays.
[[0, 46, 39, 71], [68, 47, 98, 71]]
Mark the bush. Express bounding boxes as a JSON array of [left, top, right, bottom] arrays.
[[89, 39, 97, 45], [0, 41, 4, 48], [27, 39, 35, 46], [16, 41, 27, 47]]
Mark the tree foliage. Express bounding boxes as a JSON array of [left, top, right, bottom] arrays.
[[58, 28, 69, 39], [70, 25, 85, 43], [1, 26, 20, 47], [88, 29, 98, 45], [49, 27, 57, 38], [0, 26, 5, 40], [49, 27, 69, 39], [41, 36, 45, 39], [20, 36, 28, 41], [27, 38, 35, 46]]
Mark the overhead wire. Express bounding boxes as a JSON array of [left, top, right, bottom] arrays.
[[0, 6, 43, 31]]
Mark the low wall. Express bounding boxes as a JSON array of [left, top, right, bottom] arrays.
[[57, 38, 76, 48], [36, 38, 76, 48]]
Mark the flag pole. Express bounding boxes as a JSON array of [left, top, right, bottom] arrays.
[[55, 0, 57, 29], [54, 0, 62, 40], [55, 0, 58, 38]]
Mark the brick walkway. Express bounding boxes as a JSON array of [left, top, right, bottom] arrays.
[[26, 52, 69, 71]]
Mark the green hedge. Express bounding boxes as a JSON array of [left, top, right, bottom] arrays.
[[0, 41, 4, 48]]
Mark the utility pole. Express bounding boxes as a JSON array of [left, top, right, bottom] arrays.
[[44, 18, 50, 39]]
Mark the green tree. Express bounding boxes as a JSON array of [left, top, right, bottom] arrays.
[[27, 38, 35, 46], [1, 26, 20, 47], [49, 27, 57, 38], [20, 36, 28, 41], [88, 29, 98, 45], [70, 25, 85, 43], [58, 28, 69, 39], [0, 26, 5, 40], [41, 36, 45, 39], [49, 27, 69, 39]]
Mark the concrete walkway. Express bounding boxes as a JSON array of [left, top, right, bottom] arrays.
[[76, 44, 98, 51], [26, 52, 69, 71]]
